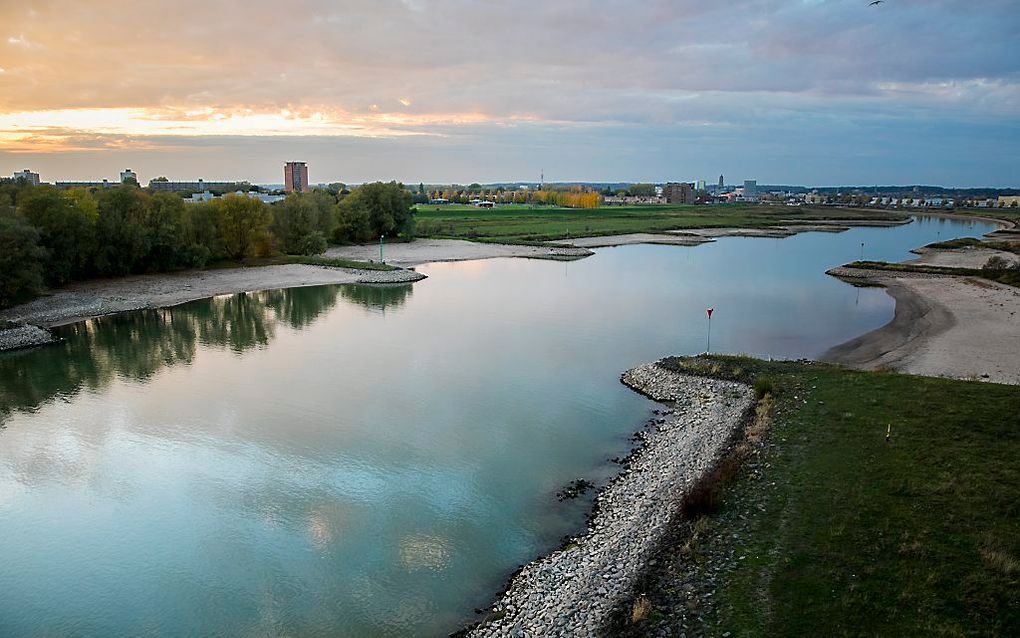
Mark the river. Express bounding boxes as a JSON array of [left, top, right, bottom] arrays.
[[0, 215, 996, 636]]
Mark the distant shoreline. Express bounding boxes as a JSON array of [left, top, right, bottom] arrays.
[[2, 213, 1015, 360]]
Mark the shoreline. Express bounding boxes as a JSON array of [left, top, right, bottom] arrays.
[[466, 363, 753, 637], [821, 270, 1019, 384], [0, 264, 426, 349]]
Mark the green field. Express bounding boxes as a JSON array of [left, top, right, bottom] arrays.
[[413, 204, 908, 243], [615, 357, 1019, 636]]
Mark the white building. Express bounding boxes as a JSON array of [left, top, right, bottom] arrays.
[[13, 169, 40, 186], [183, 191, 217, 204]]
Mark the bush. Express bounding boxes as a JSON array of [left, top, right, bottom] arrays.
[[753, 376, 776, 399], [299, 231, 327, 256], [983, 255, 1019, 272]]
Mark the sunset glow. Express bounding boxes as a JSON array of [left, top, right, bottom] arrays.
[[0, 0, 1016, 183]]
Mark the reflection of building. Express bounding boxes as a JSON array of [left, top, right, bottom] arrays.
[[120, 169, 137, 184], [13, 169, 40, 185], [663, 182, 695, 204], [284, 161, 309, 193]]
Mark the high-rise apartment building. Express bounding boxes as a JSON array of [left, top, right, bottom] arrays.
[[663, 182, 695, 204], [121, 169, 138, 184], [284, 162, 309, 193], [13, 169, 40, 186], [743, 180, 758, 198]]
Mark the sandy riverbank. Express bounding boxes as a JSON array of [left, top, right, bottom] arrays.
[[0, 264, 424, 336], [468, 363, 752, 637], [908, 245, 1019, 269], [823, 270, 1020, 384], [323, 239, 593, 266]]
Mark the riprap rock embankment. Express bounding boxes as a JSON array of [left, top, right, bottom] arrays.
[[470, 363, 752, 637]]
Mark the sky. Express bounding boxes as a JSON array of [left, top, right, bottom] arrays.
[[0, 0, 1018, 186]]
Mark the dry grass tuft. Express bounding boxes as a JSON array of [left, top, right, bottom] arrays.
[[981, 541, 1019, 575], [631, 596, 652, 623]]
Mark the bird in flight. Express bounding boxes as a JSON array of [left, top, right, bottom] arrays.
[[869, 0, 883, 5]]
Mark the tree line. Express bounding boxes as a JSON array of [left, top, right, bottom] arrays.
[[0, 181, 414, 309]]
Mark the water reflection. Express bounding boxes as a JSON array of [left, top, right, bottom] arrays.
[[339, 283, 413, 312], [0, 284, 411, 421]]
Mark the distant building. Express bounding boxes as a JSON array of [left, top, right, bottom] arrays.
[[120, 169, 138, 184], [743, 180, 758, 199], [663, 182, 696, 204], [13, 169, 40, 186], [148, 179, 247, 193], [695, 180, 706, 192], [284, 161, 309, 193], [603, 195, 665, 205], [718, 175, 724, 190], [55, 179, 118, 189], [183, 190, 287, 205], [184, 191, 218, 204]]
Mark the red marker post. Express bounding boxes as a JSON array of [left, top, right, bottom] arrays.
[[706, 307, 714, 353]]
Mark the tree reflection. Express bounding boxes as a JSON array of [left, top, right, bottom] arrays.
[[339, 284, 413, 312], [1, 284, 372, 419], [1, 282, 418, 421]]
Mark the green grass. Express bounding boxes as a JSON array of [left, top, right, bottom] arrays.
[[412, 204, 908, 243], [924, 237, 1020, 255], [655, 356, 1020, 636]]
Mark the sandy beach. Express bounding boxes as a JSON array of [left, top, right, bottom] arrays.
[[824, 272, 1020, 384]]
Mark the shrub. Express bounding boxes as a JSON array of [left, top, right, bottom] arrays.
[[753, 376, 776, 399]]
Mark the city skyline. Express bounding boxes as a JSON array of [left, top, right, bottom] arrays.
[[1, 1, 1018, 186]]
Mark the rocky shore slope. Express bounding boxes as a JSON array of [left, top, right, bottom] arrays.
[[469, 363, 753, 637]]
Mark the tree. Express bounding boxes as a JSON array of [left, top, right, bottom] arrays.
[[628, 183, 656, 197], [212, 194, 272, 260], [272, 192, 335, 255], [0, 213, 46, 308], [147, 192, 212, 270], [94, 187, 152, 276], [335, 181, 414, 243], [17, 186, 97, 284]]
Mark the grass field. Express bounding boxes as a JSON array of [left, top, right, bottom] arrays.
[[618, 356, 1020, 636], [412, 204, 908, 243]]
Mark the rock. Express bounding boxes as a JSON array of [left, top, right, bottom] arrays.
[[466, 363, 753, 637]]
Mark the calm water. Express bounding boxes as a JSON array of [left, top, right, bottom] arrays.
[[0, 216, 995, 636]]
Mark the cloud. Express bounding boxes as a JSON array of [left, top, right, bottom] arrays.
[[0, 0, 1016, 183]]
